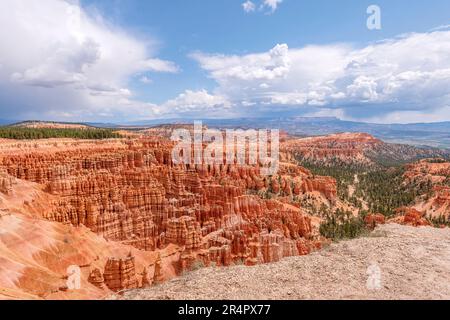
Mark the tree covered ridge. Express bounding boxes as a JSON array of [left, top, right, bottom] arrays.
[[0, 127, 122, 140], [301, 160, 433, 217], [298, 157, 445, 240]]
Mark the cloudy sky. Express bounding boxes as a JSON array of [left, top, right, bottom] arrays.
[[1, 0, 450, 123]]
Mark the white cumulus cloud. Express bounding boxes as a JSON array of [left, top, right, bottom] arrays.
[[139, 76, 153, 84], [242, 1, 256, 13], [262, 0, 283, 13], [190, 30, 450, 123], [0, 0, 178, 121], [242, 0, 282, 14], [192, 43, 291, 82], [161, 89, 231, 117]]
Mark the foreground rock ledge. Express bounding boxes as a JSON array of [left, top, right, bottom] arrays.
[[119, 224, 450, 300]]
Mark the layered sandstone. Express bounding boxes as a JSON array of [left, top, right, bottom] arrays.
[[390, 208, 430, 227], [281, 133, 382, 166], [281, 133, 448, 167], [403, 159, 450, 219], [0, 136, 335, 299], [103, 255, 138, 292], [0, 174, 178, 300]]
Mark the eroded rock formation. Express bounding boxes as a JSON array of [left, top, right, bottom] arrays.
[[0, 136, 335, 299], [281, 133, 383, 166], [103, 255, 138, 292], [390, 208, 430, 227], [364, 214, 386, 229], [403, 159, 450, 219]]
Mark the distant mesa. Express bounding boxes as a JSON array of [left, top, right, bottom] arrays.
[[283, 132, 450, 168], [3, 117, 450, 149], [9, 121, 94, 130]]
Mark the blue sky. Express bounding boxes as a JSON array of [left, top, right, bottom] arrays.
[[81, 0, 450, 103], [1, 0, 450, 123]]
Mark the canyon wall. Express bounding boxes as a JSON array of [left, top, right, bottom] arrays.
[[403, 159, 450, 219], [0, 137, 336, 299]]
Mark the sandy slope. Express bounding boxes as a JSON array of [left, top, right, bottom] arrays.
[[0, 174, 178, 300], [122, 224, 450, 300]]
